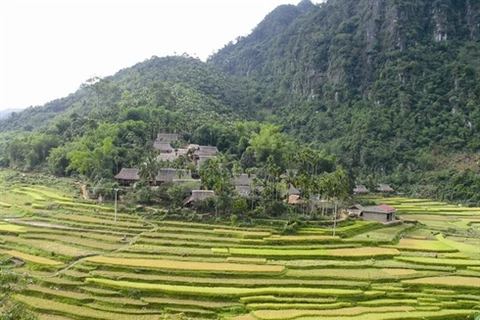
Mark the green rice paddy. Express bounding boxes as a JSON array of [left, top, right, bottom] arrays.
[[0, 182, 479, 319]]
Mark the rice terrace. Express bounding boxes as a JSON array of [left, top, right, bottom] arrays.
[[0, 170, 479, 320]]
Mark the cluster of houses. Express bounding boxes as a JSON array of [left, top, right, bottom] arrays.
[[113, 133, 398, 222], [350, 184, 398, 223], [115, 133, 218, 187], [153, 133, 218, 167], [353, 184, 394, 195]]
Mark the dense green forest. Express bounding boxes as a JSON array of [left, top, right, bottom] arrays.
[[0, 0, 479, 205]]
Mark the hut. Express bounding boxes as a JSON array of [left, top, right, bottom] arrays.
[[187, 144, 200, 151], [288, 184, 301, 196], [235, 185, 250, 197], [155, 168, 191, 184], [234, 174, 256, 187], [347, 204, 365, 217], [176, 148, 189, 157], [377, 184, 395, 193], [353, 184, 369, 195], [183, 190, 215, 206], [114, 168, 140, 185], [153, 140, 173, 153], [156, 133, 179, 142], [288, 194, 304, 205], [197, 146, 218, 157], [197, 155, 214, 166], [157, 153, 177, 162]]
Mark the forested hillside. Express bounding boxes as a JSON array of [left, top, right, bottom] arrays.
[[0, 55, 268, 173], [210, 0, 480, 203], [0, 0, 479, 204]]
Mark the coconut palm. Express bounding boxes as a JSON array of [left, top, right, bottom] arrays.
[[139, 154, 160, 186]]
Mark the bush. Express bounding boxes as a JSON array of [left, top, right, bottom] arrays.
[[264, 200, 288, 217]]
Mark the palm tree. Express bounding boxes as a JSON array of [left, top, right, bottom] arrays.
[[320, 167, 350, 236], [139, 154, 160, 186]]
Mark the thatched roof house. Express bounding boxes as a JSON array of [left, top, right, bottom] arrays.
[[157, 153, 177, 162], [176, 148, 189, 157], [234, 174, 256, 186], [197, 146, 218, 156], [235, 185, 250, 197], [114, 168, 140, 185], [347, 204, 365, 216], [288, 194, 304, 205], [187, 144, 200, 151], [197, 156, 214, 166], [353, 184, 369, 194], [155, 168, 192, 183], [377, 184, 394, 193], [288, 184, 301, 196], [153, 140, 173, 153], [183, 190, 215, 206], [157, 133, 179, 142]]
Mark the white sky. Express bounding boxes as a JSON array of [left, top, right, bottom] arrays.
[[0, 0, 321, 112]]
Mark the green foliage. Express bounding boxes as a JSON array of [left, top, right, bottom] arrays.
[[0, 270, 38, 320]]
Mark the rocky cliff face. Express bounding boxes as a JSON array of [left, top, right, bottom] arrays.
[[210, 0, 480, 101]]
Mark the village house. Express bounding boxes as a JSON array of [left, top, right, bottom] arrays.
[[114, 168, 140, 185], [288, 184, 301, 196], [377, 184, 395, 193], [153, 140, 173, 153], [156, 133, 179, 143], [353, 184, 369, 195], [183, 190, 215, 206], [348, 204, 397, 223], [233, 174, 260, 197], [187, 145, 219, 166], [155, 168, 192, 184]]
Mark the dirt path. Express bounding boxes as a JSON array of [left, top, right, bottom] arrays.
[[48, 221, 157, 278], [81, 184, 89, 200], [7, 218, 158, 279]]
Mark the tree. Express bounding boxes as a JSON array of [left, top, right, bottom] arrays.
[[249, 124, 288, 169], [320, 167, 350, 236], [139, 154, 160, 186], [198, 156, 234, 215], [0, 269, 38, 320]]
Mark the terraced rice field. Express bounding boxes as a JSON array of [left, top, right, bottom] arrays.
[[0, 182, 479, 319]]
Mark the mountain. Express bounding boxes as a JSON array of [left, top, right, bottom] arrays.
[[0, 56, 263, 134], [0, 108, 23, 119], [210, 0, 480, 174]]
